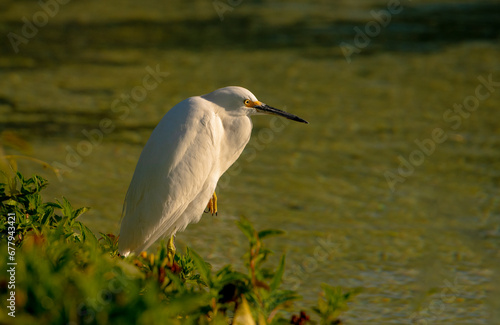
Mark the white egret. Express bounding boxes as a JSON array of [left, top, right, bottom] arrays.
[[118, 86, 307, 256]]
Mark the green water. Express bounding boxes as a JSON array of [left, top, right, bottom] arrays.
[[1, 0, 500, 323]]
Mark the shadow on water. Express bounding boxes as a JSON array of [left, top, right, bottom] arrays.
[[1, 2, 499, 62]]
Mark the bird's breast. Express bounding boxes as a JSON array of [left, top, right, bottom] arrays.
[[217, 115, 252, 175]]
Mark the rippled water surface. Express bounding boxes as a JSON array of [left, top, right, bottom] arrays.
[[1, 0, 499, 323]]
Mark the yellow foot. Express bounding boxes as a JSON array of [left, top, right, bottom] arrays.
[[204, 191, 218, 216]]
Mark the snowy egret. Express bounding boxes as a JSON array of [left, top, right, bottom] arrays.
[[118, 86, 307, 256]]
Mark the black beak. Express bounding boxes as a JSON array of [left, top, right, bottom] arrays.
[[255, 104, 308, 124]]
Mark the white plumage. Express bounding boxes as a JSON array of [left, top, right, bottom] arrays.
[[118, 86, 307, 256]]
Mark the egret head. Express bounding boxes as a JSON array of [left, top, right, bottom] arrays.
[[202, 86, 308, 124]]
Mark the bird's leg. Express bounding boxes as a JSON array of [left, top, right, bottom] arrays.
[[167, 235, 176, 264], [166, 235, 182, 273], [204, 191, 218, 216]]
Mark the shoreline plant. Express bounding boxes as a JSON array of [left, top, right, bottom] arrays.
[[0, 172, 358, 324]]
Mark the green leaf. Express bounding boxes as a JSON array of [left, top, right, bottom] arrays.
[[314, 284, 361, 322], [215, 267, 250, 287], [258, 229, 285, 239], [74, 206, 90, 219], [78, 222, 98, 247], [45, 202, 62, 209], [189, 247, 212, 287], [237, 217, 256, 243], [57, 197, 73, 218], [164, 268, 186, 291], [270, 255, 286, 292], [2, 198, 16, 206], [164, 291, 211, 316], [265, 290, 301, 312]]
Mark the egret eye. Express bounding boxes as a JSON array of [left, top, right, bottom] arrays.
[[244, 99, 252, 107]]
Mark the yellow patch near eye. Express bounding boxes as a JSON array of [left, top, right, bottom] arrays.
[[244, 99, 263, 107]]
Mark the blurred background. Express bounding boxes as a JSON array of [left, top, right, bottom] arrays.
[[1, 0, 499, 323]]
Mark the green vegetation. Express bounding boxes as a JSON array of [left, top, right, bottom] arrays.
[[0, 172, 358, 324]]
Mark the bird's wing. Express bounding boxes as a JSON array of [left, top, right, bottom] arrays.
[[119, 97, 222, 255]]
